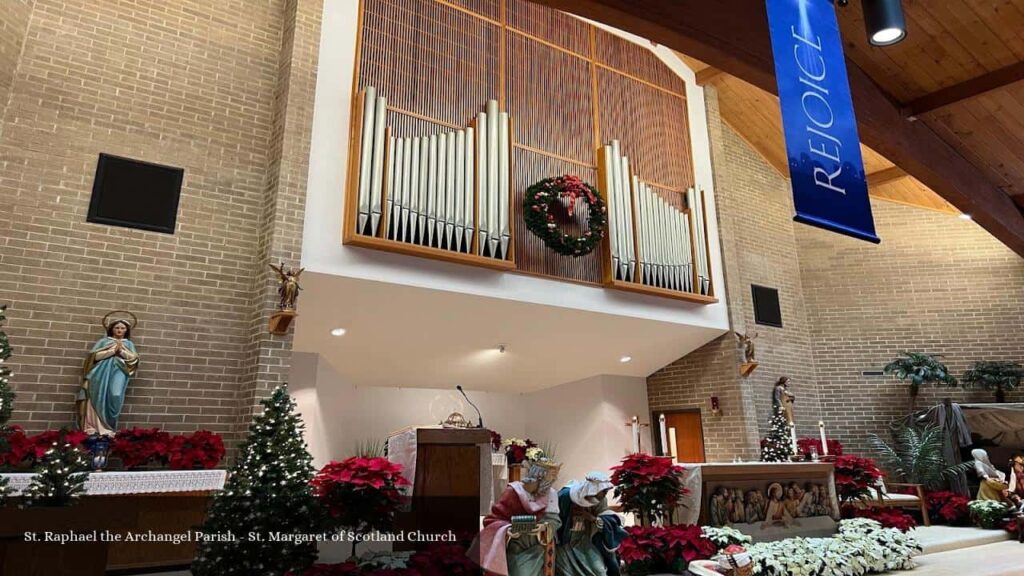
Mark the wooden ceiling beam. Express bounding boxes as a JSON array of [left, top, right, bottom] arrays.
[[528, 0, 1024, 257], [695, 66, 725, 86], [904, 60, 1024, 119], [867, 167, 909, 188]]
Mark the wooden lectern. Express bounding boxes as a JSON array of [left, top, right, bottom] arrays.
[[394, 428, 491, 549]]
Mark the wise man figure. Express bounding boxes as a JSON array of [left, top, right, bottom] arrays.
[[555, 471, 626, 576], [471, 459, 562, 576]]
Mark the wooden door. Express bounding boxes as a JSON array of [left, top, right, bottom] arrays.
[[656, 410, 706, 463]]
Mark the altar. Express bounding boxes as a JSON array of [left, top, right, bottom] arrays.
[[678, 461, 840, 542], [0, 469, 226, 575]]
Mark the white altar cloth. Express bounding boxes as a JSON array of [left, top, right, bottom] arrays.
[[1, 469, 227, 496]]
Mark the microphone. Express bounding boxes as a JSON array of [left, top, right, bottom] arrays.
[[456, 385, 484, 428]]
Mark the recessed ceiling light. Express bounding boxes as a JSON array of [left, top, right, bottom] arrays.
[[330, 328, 347, 337], [620, 355, 633, 363], [958, 213, 972, 220]]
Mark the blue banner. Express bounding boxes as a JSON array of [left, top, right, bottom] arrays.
[[766, 0, 880, 243]]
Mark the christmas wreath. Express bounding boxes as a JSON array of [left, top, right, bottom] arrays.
[[523, 175, 607, 257]]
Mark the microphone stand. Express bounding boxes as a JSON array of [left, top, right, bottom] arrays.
[[457, 385, 484, 428]]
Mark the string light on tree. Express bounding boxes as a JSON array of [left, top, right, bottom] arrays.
[[0, 305, 16, 504], [0, 305, 14, 428], [191, 385, 325, 576], [760, 405, 795, 462], [21, 433, 90, 507]]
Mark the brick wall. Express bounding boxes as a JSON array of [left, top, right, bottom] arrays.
[[0, 0, 32, 121], [650, 84, 1024, 462], [648, 87, 825, 461], [798, 200, 1024, 455], [0, 0, 321, 442]]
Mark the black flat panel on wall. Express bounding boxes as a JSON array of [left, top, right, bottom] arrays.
[[752, 284, 783, 327], [87, 153, 184, 234]]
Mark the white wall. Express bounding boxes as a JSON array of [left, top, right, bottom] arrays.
[[290, 353, 651, 486], [524, 374, 651, 485], [291, 352, 528, 467], [300, 0, 729, 331]]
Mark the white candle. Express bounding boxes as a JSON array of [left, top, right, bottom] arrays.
[[631, 415, 640, 453], [819, 421, 829, 456], [659, 414, 668, 456], [790, 423, 798, 454], [668, 427, 679, 463]]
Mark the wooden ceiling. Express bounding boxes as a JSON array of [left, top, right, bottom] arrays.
[[683, 53, 958, 214], [837, 0, 1024, 210], [530, 0, 1024, 257]]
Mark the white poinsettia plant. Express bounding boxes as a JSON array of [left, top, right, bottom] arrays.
[[703, 526, 753, 549], [502, 437, 529, 448], [968, 499, 1011, 528], [724, 518, 920, 576], [525, 447, 546, 461]]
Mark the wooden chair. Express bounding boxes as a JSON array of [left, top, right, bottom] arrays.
[[869, 480, 931, 526]]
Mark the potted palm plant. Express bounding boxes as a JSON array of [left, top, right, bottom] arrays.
[[869, 423, 973, 490], [961, 361, 1023, 403], [882, 352, 958, 409]]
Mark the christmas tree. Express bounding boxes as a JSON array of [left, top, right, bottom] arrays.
[[0, 305, 15, 505], [760, 405, 794, 462], [21, 432, 91, 507], [0, 305, 14, 428], [192, 385, 325, 576]]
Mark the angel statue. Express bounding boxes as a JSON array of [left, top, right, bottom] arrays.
[[270, 262, 304, 311], [736, 331, 758, 363], [76, 311, 140, 437]]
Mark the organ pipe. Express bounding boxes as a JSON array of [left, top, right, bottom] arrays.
[[354, 87, 509, 260], [600, 140, 711, 295]]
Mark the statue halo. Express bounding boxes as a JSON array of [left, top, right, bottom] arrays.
[[102, 310, 138, 330]]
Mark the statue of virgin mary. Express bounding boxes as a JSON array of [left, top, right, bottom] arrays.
[[76, 312, 139, 436]]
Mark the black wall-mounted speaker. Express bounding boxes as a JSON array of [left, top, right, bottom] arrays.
[[87, 153, 184, 234], [752, 284, 783, 327]]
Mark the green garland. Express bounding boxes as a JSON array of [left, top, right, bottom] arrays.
[[523, 175, 607, 257]]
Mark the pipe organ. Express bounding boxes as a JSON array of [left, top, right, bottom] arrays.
[[599, 140, 713, 297], [352, 87, 512, 261]]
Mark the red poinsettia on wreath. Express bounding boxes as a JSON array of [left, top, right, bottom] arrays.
[[523, 175, 607, 257]]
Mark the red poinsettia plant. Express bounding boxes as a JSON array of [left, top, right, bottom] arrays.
[[312, 457, 410, 537], [833, 454, 883, 505], [925, 490, 970, 525], [611, 453, 688, 525], [111, 427, 172, 468], [501, 437, 537, 465], [845, 504, 917, 532], [619, 525, 717, 576], [168, 430, 225, 470], [0, 426, 31, 468], [797, 437, 844, 458], [0, 426, 88, 469]]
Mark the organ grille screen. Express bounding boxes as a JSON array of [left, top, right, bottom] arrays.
[[353, 0, 696, 285]]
